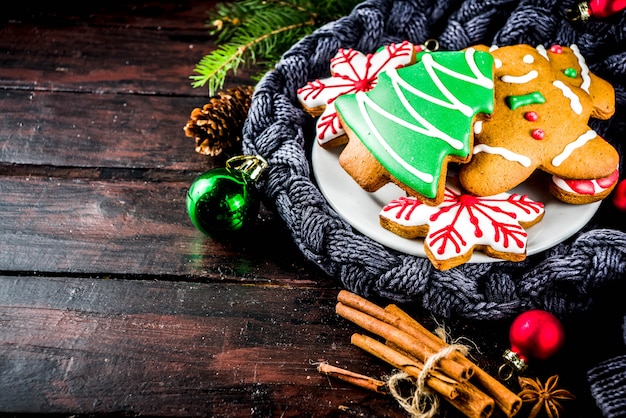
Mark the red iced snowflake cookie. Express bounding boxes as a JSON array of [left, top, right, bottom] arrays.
[[296, 41, 417, 149], [379, 182, 545, 270]]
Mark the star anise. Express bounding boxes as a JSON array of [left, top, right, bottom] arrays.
[[517, 375, 576, 418]]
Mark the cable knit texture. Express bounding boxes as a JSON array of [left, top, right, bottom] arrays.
[[587, 316, 626, 417], [242, 0, 626, 321]]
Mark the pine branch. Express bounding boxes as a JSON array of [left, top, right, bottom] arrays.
[[191, 44, 245, 94], [191, 0, 361, 95]]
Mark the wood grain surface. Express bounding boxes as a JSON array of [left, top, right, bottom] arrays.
[[1, 1, 624, 417]]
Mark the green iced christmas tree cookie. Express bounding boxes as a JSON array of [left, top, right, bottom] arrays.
[[335, 47, 495, 204]]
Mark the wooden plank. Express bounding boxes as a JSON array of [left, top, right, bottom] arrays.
[[0, 176, 323, 284], [0, 5, 258, 96], [5, 1, 217, 30], [0, 276, 406, 417], [0, 2, 618, 417], [0, 89, 219, 169], [1, 275, 615, 417]]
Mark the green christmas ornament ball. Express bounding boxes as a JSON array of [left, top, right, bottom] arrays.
[[186, 155, 267, 237]]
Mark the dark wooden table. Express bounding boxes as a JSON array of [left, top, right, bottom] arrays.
[[1, 2, 624, 417]]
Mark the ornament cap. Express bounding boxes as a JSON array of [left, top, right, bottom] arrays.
[[225, 155, 268, 182], [566, 1, 591, 20], [504, 349, 528, 371], [418, 39, 440, 53], [498, 349, 528, 380], [186, 154, 268, 237]]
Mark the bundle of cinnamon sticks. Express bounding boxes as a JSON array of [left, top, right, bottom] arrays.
[[322, 290, 521, 418]]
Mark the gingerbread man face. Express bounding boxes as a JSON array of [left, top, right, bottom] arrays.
[[459, 44, 619, 203]]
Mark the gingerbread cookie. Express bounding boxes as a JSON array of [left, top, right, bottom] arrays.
[[334, 47, 495, 206], [379, 180, 545, 270], [550, 170, 620, 204], [459, 44, 619, 204], [296, 41, 417, 149]]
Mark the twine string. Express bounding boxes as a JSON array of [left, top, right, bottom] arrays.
[[387, 370, 439, 418], [387, 327, 469, 418]]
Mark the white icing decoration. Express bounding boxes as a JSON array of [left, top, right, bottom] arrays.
[[494, 58, 502, 69], [553, 80, 583, 114], [552, 129, 597, 167], [473, 144, 532, 167], [523, 54, 534, 64], [464, 48, 495, 89], [379, 184, 544, 262], [536, 45, 549, 61], [342, 47, 494, 189], [356, 92, 435, 183], [570, 44, 590, 93], [552, 165, 619, 194], [474, 120, 483, 134], [296, 42, 415, 145], [501, 70, 538, 84], [387, 68, 469, 119], [552, 176, 573, 192], [551, 176, 606, 194], [387, 71, 464, 149], [419, 48, 494, 118]]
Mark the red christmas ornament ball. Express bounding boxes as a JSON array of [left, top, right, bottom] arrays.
[[589, 0, 626, 18], [613, 179, 626, 211], [509, 309, 565, 362]]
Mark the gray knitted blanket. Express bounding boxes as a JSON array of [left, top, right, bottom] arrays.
[[243, 0, 626, 321], [242, 1, 626, 414]]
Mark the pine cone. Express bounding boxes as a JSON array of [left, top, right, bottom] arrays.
[[184, 85, 255, 156]]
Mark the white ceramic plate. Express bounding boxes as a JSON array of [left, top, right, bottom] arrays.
[[311, 144, 601, 263]]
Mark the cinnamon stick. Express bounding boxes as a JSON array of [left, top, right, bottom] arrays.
[[317, 362, 388, 394], [385, 303, 522, 417], [352, 333, 494, 418], [449, 379, 495, 418], [384, 303, 468, 363], [471, 367, 522, 417], [338, 291, 442, 355], [336, 300, 473, 382], [351, 333, 458, 401], [336, 291, 521, 417], [339, 291, 473, 375]]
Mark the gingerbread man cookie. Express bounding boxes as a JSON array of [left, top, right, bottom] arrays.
[[296, 41, 417, 149], [459, 44, 619, 204]]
